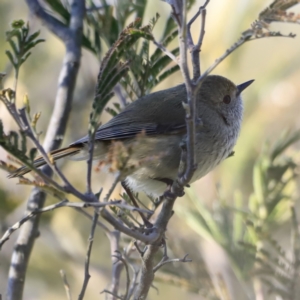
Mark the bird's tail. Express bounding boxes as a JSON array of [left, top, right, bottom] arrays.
[[8, 145, 82, 178]]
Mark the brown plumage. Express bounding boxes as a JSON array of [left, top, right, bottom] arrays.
[[9, 75, 254, 197]]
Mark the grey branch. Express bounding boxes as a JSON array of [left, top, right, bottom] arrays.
[[111, 251, 131, 300], [0, 200, 153, 249], [152, 240, 191, 273], [101, 209, 160, 244], [100, 290, 123, 300], [107, 232, 123, 300], [187, 1, 210, 79], [153, 254, 192, 273], [134, 1, 207, 298], [60, 270, 73, 300], [78, 211, 99, 300], [7, 1, 85, 299], [152, 39, 179, 64]]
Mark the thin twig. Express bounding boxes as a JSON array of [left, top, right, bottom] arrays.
[[153, 254, 192, 273], [78, 211, 99, 300], [60, 270, 72, 300], [192, 9, 206, 80], [103, 173, 122, 202], [178, 0, 191, 87], [18, 108, 93, 202], [192, 8, 206, 80], [86, 130, 96, 195], [127, 265, 139, 299], [7, 1, 85, 295], [187, 0, 210, 79], [152, 39, 179, 64], [134, 241, 147, 257], [101, 209, 159, 244], [198, 34, 252, 87], [107, 231, 123, 300], [0, 199, 67, 249], [0, 200, 152, 249], [100, 290, 123, 300], [121, 181, 153, 228], [112, 251, 131, 300]]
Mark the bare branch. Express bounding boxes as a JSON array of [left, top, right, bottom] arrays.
[[17, 108, 83, 195], [101, 209, 159, 244], [25, 0, 69, 40], [127, 265, 139, 299], [0, 199, 67, 249], [100, 290, 123, 300], [153, 253, 192, 273], [0, 199, 153, 249], [177, 1, 191, 87], [107, 231, 123, 300], [121, 181, 153, 228], [187, 0, 210, 79], [134, 241, 147, 257], [152, 39, 179, 64], [78, 211, 99, 300], [103, 173, 122, 202], [7, 1, 85, 298], [60, 270, 72, 300], [111, 251, 131, 300], [86, 130, 96, 194]]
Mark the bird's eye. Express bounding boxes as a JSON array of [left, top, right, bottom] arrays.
[[223, 95, 231, 104]]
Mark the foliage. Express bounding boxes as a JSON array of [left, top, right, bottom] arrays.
[[179, 130, 300, 298], [0, 22, 45, 172], [1, 0, 300, 299], [44, 0, 182, 108], [5, 20, 44, 79]]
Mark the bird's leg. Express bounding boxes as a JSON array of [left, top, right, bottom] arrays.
[[154, 177, 185, 198], [121, 181, 153, 228]]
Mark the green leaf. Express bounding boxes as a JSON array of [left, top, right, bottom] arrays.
[[8, 39, 19, 56], [5, 20, 44, 76], [156, 65, 180, 85], [5, 50, 16, 68]]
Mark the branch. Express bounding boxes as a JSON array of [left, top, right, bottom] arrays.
[[127, 263, 139, 298], [7, 1, 85, 299], [153, 253, 192, 273], [111, 251, 131, 300], [60, 270, 72, 300], [0, 200, 152, 249], [78, 211, 99, 300], [25, 0, 70, 42], [133, 190, 180, 298], [187, 0, 210, 79], [152, 39, 179, 64], [100, 290, 123, 300], [101, 209, 159, 244], [107, 232, 123, 300]]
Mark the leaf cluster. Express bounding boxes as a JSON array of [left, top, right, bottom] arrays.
[[5, 20, 45, 77], [43, 0, 181, 118]]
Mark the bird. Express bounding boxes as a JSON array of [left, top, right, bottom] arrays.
[[10, 75, 254, 198]]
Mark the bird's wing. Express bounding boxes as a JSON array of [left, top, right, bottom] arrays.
[[71, 84, 187, 146], [94, 122, 186, 140]]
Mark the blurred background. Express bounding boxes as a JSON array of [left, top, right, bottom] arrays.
[[0, 0, 300, 299]]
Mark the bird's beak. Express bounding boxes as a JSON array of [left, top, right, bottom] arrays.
[[237, 79, 254, 95]]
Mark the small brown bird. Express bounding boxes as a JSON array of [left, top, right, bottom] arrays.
[[10, 75, 253, 197]]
